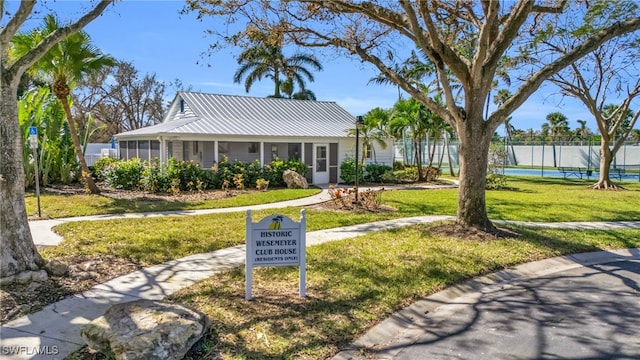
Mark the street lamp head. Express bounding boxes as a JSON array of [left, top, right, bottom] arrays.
[[356, 115, 364, 128]]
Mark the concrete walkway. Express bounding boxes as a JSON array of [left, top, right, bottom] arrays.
[[2, 186, 640, 359]]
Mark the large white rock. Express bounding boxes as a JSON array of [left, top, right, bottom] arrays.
[[283, 169, 309, 189], [81, 299, 207, 360]]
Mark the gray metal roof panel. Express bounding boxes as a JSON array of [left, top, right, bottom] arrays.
[[165, 92, 356, 137]]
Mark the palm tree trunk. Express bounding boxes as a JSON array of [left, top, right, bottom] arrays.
[[60, 97, 100, 194]]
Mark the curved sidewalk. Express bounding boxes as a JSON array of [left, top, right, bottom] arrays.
[[28, 189, 335, 247]]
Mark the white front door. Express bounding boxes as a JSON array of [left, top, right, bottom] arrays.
[[313, 144, 329, 184]]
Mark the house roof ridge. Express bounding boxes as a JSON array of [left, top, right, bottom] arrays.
[[178, 91, 340, 105]]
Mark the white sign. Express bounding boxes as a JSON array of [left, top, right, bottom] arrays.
[[29, 127, 38, 148], [245, 210, 307, 300]]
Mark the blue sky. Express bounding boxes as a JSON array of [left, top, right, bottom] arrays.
[[10, 0, 632, 135]]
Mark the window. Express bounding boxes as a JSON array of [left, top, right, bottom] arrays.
[[271, 145, 279, 159], [288, 143, 301, 160], [316, 145, 327, 172], [218, 142, 229, 155], [193, 141, 199, 155], [248, 142, 259, 154]]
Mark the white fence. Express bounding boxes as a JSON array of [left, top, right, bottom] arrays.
[[394, 140, 640, 169], [85, 143, 118, 166]]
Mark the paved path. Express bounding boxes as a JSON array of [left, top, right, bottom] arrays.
[[334, 249, 640, 360], [2, 186, 640, 359]]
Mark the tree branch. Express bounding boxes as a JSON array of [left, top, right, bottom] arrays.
[[9, 0, 114, 81], [492, 16, 640, 127], [0, 0, 35, 51]]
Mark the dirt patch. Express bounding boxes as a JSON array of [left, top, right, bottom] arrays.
[[430, 223, 521, 241], [43, 183, 252, 202], [0, 255, 143, 325]]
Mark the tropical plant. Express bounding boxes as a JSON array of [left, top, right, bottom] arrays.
[[280, 77, 317, 100], [349, 107, 389, 165], [545, 112, 570, 167], [388, 98, 431, 181], [233, 39, 322, 98], [18, 86, 78, 188], [1, 0, 112, 280], [12, 14, 116, 194]]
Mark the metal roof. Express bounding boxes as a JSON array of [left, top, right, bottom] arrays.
[[115, 92, 357, 139]]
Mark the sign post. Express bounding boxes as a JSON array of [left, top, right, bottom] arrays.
[[29, 126, 42, 218], [245, 210, 307, 300]]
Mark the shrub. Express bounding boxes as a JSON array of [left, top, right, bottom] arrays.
[[142, 158, 167, 193], [263, 158, 307, 187], [487, 143, 508, 190], [244, 160, 263, 188], [393, 160, 405, 171], [104, 158, 145, 190], [233, 173, 245, 190], [421, 166, 442, 182], [365, 163, 393, 183], [256, 178, 270, 191], [92, 157, 118, 182], [392, 167, 418, 182], [339, 157, 363, 184], [380, 170, 400, 184]]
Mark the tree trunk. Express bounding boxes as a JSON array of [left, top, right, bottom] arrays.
[[0, 72, 45, 280], [593, 138, 621, 190], [415, 136, 424, 181], [59, 95, 100, 194], [456, 116, 495, 231], [446, 134, 455, 176]]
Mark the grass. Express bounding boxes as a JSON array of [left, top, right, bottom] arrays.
[[44, 177, 640, 359], [44, 177, 640, 265], [169, 225, 640, 359], [24, 188, 321, 219]]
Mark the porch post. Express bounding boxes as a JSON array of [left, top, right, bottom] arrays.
[[158, 136, 165, 167], [214, 140, 219, 163], [260, 141, 265, 167]]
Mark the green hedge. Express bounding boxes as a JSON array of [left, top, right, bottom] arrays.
[[98, 157, 307, 193]]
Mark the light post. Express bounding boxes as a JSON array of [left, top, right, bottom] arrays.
[[354, 115, 364, 204]]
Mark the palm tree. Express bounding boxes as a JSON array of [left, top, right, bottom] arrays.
[[503, 116, 518, 165], [12, 15, 115, 194], [389, 98, 431, 181], [630, 129, 640, 144], [348, 108, 389, 165], [545, 112, 570, 167], [280, 77, 317, 100], [575, 119, 590, 143], [233, 44, 322, 98]]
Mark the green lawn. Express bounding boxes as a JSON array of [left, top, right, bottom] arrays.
[[45, 177, 640, 265], [169, 226, 640, 359], [25, 188, 321, 219]]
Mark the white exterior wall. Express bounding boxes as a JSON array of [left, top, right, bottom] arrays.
[[337, 138, 395, 165]]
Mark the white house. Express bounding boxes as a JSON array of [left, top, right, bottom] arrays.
[[114, 92, 395, 184]]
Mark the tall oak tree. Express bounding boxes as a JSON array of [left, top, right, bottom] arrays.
[[185, 0, 640, 231]]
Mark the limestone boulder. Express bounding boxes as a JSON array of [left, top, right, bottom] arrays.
[[44, 259, 68, 277], [283, 169, 309, 189], [81, 299, 207, 360]]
